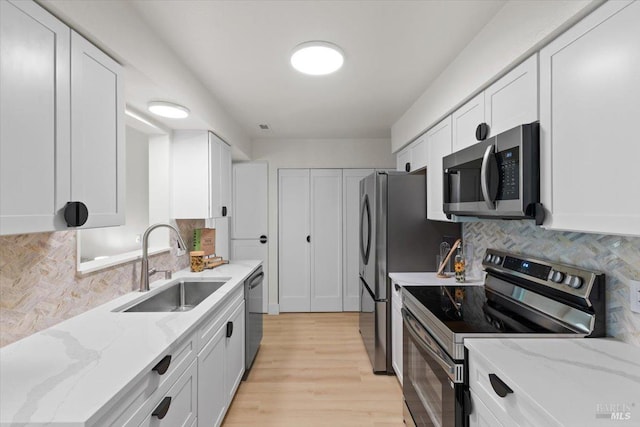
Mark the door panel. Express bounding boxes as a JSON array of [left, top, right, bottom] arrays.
[[310, 169, 343, 312], [278, 169, 310, 312], [232, 162, 268, 239]]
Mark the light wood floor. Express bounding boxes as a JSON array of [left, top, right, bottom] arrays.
[[223, 312, 404, 426]]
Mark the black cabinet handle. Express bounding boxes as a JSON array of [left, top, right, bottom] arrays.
[[222, 206, 227, 217], [476, 123, 489, 141], [259, 235, 268, 244], [152, 396, 172, 419], [226, 321, 234, 338], [488, 373, 513, 397], [63, 201, 88, 227], [405, 162, 411, 172], [306, 235, 311, 243], [394, 283, 400, 292], [152, 355, 172, 375]]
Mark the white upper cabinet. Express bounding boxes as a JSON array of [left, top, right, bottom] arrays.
[[452, 92, 485, 152], [426, 116, 453, 222], [0, 0, 124, 236], [452, 54, 538, 153], [396, 135, 427, 173], [396, 146, 411, 172], [70, 31, 125, 229], [484, 54, 538, 138], [172, 131, 232, 220], [539, 0, 640, 236]]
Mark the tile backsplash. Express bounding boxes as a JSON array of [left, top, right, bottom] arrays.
[[463, 220, 640, 347], [0, 219, 203, 347]]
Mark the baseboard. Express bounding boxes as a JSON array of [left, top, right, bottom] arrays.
[[268, 303, 280, 315]]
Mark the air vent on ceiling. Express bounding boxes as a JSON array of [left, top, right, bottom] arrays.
[[258, 124, 270, 130]]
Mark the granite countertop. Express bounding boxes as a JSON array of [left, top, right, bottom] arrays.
[[465, 338, 640, 426], [0, 260, 261, 426], [389, 271, 484, 287]]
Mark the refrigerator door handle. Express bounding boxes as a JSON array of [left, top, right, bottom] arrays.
[[360, 194, 371, 265]]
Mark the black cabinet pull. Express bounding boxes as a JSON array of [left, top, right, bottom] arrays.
[[489, 373, 513, 397], [226, 321, 234, 338], [405, 162, 411, 172], [63, 201, 88, 227], [222, 206, 227, 217], [152, 396, 172, 419], [259, 235, 268, 244], [475, 122, 489, 141], [394, 283, 400, 292], [306, 235, 311, 243], [152, 355, 172, 375]]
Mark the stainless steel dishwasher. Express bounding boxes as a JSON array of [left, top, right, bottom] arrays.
[[243, 266, 264, 379]]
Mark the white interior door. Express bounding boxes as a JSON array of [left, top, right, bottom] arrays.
[[310, 169, 343, 312], [342, 169, 373, 311], [232, 163, 268, 239], [278, 169, 310, 312], [231, 239, 268, 313]]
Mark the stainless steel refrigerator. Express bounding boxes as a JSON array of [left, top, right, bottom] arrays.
[[359, 171, 460, 374]]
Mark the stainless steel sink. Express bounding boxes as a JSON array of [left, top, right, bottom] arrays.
[[119, 280, 226, 312]]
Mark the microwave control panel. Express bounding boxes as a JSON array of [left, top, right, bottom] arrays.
[[497, 146, 519, 200]]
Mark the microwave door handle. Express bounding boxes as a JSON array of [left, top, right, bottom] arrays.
[[481, 144, 497, 210]]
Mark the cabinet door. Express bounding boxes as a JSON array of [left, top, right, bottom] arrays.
[[231, 240, 268, 313], [219, 138, 232, 218], [539, 0, 640, 236], [484, 54, 538, 138], [198, 323, 226, 427], [70, 31, 124, 228], [172, 131, 210, 218], [278, 169, 311, 312], [409, 135, 428, 171], [310, 169, 343, 312], [342, 169, 373, 311], [0, 0, 70, 235], [224, 301, 245, 403], [469, 391, 506, 427], [426, 116, 453, 222], [208, 132, 223, 219], [232, 163, 267, 239], [396, 146, 411, 172], [391, 283, 403, 385], [452, 92, 484, 152]]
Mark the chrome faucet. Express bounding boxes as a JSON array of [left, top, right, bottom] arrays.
[[140, 223, 188, 292]]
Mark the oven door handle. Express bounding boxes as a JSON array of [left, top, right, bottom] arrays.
[[401, 308, 462, 383]]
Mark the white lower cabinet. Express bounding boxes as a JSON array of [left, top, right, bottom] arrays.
[[469, 390, 505, 427], [197, 289, 245, 427], [390, 281, 403, 384]]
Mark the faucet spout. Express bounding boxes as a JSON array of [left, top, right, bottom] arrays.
[[140, 223, 188, 292]]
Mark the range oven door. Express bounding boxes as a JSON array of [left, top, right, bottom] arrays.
[[402, 308, 469, 427]]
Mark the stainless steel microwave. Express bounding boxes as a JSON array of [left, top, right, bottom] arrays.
[[442, 122, 544, 224]]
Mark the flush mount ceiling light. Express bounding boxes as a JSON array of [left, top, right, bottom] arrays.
[[147, 101, 190, 119], [290, 41, 344, 76]]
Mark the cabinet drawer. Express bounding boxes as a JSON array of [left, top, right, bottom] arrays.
[[198, 286, 243, 352], [468, 348, 559, 427], [97, 334, 196, 427], [469, 390, 505, 427], [137, 359, 198, 427]]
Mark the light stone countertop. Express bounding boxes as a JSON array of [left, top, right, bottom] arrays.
[[0, 260, 261, 427], [389, 271, 484, 287], [465, 338, 640, 426]]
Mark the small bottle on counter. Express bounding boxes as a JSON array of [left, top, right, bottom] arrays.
[[190, 251, 205, 272], [454, 246, 466, 283]]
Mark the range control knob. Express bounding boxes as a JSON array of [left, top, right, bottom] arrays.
[[485, 253, 493, 262], [493, 255, 503, 265], [550, 270, 565, 283], [567, 275, 584, 289]]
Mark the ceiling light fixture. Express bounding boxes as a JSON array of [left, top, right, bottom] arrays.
[[290, 41, 344, 76], [147, 101, 190, 119]]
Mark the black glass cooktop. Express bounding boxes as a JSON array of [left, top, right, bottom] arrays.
[[402, 285, 547, 334]]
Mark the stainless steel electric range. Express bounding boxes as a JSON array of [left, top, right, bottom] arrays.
[[401, 248, 606, 427]]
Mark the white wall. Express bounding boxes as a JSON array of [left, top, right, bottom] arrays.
[[251, 138, 395, 312], [391, 0, 603, 152]]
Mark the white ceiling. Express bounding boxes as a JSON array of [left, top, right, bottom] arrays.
[[128, 0, 506, 140]]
